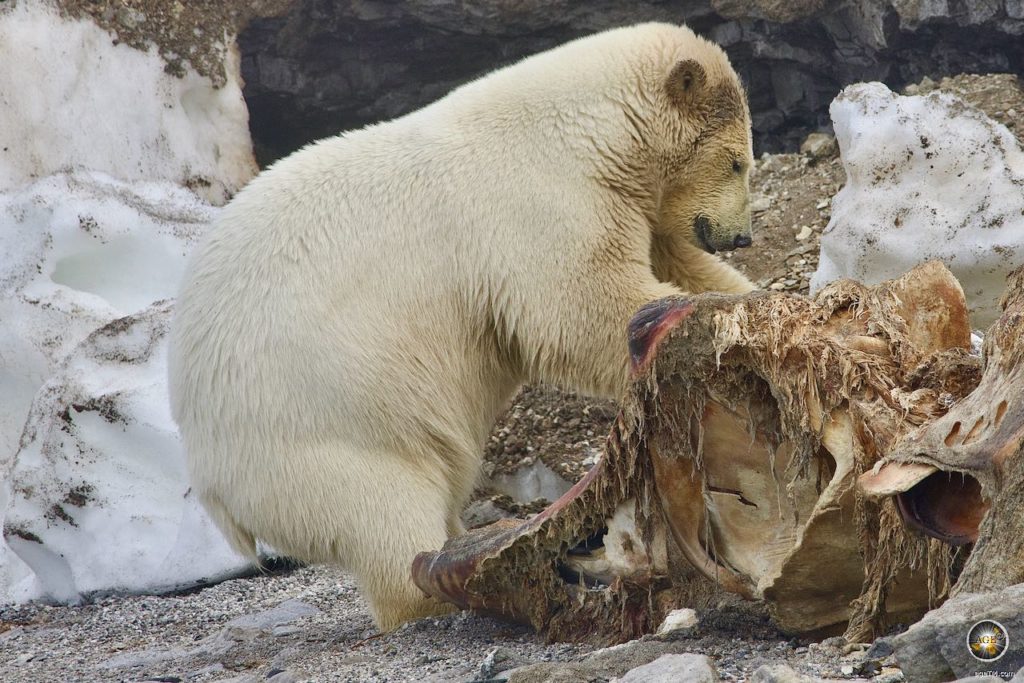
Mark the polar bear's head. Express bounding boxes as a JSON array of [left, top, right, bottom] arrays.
[[639, 30, 755, 254]]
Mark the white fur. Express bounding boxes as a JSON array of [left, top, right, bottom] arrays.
[[168, 22, 754, 630]]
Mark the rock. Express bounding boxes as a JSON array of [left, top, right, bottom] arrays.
[[656, 608, 699, 636], [504, 662, 597, 682], [854, 658, 882, 677], [223, 599, 319, 640], [890, 584, 1024, 683], [750, 193, 774, 213], [271, 626, 302, 637], [953, 677, 1005, 683], [583, 639, 686, 672], [506, 639, 698, 683], [479, 647, 528, 680], [238, 2, 1024, 162], [800, 132, 838, 160], [265, 669, 305, 683], [617, 653, 718, 683], [820, 636, 847, 649], [795, 225, 813, 241], [875, 669, 906, 683], [866, 639, 895, 660], [751, 663, 816, 682], [461, 499, 515, 529], [811, 81, 1024, 327], [98, 623, 246, 672]]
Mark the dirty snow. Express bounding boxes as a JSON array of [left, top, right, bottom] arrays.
[[0, 3, 256, 604], [0, 2, 255, 204], [812, 82, 1024, 327]]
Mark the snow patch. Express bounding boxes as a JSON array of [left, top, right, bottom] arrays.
[[811, 82, 1024, 327], [0, 172, 211, 460], [0, 173, 253, 604], [0, 3, 261, 603], [4, 304, 250, 603], [0, 2, 256, 204]]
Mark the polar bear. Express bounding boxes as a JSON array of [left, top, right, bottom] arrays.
[[168, 22, 755, 631]]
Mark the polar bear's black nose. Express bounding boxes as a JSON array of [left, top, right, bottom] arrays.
[[733, 234, 752, 249]]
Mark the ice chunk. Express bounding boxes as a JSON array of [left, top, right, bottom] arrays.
[[811, 82, 1024, 328], [3, 303, 251, 603]]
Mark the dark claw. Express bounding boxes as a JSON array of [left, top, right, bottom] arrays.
[[628, 298, 694, 372]]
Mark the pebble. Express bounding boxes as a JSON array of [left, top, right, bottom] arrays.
[[874, 668, 905, 683], [751, 194, 774, 213], [750, 663, 815, 682], [0, 627, 24, 643], [865, 639, 894, 659], [116, 7, 146, 28], [820, 636, 847, 649], [479, 646, 525, 679], [795, 225, 813, 241], [800, 132, 839, 160], [855, 658, 882, 677]]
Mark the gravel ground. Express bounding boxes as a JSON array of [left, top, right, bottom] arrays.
[[0, 566, 878, 682], [3, 72, 1022, 683], [0, 566, 587, 682]]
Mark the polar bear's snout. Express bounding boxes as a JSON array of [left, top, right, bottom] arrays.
[[694, 214, 752, 254]]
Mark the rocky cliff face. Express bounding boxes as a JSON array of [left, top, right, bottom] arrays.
[[238, 0, 1024, 163]]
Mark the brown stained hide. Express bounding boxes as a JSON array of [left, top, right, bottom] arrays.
[[413, 261, 979, 644], [860, 265, 1024, 594]]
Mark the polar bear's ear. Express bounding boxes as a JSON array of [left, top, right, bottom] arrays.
[[666, 59, 707, 110]]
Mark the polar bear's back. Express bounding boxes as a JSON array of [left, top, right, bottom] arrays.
[[169, 106, 554, 488]]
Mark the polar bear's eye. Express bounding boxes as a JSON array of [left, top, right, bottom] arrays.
[[731, 159, 743, 174]]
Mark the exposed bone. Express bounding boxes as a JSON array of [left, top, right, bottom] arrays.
[[860, 265, 1024, 593], [414, 261, 978, 643]]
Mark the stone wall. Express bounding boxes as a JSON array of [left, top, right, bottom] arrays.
[[237, 0, 1024, 163]]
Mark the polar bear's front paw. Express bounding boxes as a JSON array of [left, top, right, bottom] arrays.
[[628, 297, 694, 372]]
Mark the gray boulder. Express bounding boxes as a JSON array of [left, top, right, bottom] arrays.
[[618, 653, 718, 683], [891, 584, 1024, 683]]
